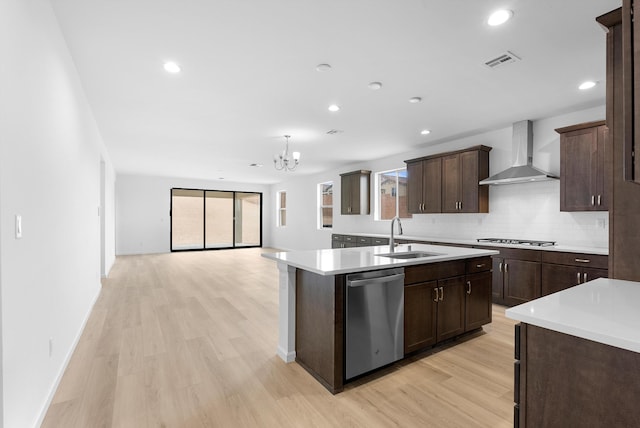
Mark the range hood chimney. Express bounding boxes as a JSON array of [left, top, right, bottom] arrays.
[[479, 120, 558, 185]]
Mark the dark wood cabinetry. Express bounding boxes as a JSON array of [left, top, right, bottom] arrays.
[[556, 121, 608, 211], [540, 251, 608, 296], [515, 323, 640, 427], [403, 257, 491, 355], [331, 234, 388, 248], [442, 150, 490, 213], [465, 271, 492, 331], [406, 157, 441, 213], [405, 145, 491, 214], [340, 170, 371, 215], [491, 248, 541, 306]]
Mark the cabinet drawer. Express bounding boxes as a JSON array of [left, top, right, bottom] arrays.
[[372, 237, 389, 245], [467, 256, 492, 274], [343, 235, 356, 243], [332, 234, 344, 242], [405, 261, 466, 285], [541, 251, 608, 269], [356, 237, 373, 246], [494, 248, 542, 262]]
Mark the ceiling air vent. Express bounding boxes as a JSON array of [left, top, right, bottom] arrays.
[[484, 51, 521, 69]]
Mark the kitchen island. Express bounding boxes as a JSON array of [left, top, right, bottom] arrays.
[[263, 243, 498, 392], [506, 278, 640, 427]]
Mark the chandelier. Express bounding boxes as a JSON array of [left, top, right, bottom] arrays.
[[273, 135, 300, 171]]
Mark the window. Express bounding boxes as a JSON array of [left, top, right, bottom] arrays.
[[171, 188, 262, 251], [375, 168, 411, 220], [318, 182, 333, 229], [277, 190, 286, 227]]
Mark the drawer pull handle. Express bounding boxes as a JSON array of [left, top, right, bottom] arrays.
[[583, 273, 588, 283], [467, 281, 472, 295], [476, 263, 485, 268], [433, 288, 439, 302], [439, 286, 444, 301], [591, 195, 595, 206], [499, 262, 503, 273], [575, 258, 591, 263], [597, 195, 602, 206], [577, 272, 581, 285]]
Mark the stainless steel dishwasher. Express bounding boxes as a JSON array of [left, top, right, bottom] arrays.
[[345, 267, 404, 380]]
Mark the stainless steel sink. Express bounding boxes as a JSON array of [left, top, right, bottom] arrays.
[[375, 251, 443, 259]]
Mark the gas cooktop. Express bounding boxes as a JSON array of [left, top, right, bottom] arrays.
[[476, 238, 556, 247]]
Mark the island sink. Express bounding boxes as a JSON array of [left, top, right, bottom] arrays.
[[375, 251, 443, 259]]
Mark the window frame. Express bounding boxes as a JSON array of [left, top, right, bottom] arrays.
[[277, 190, 287, 227], [317, 181, 333, 230], [374, 167, 411, 221]]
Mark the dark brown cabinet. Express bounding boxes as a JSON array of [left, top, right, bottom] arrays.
[[556, 121, 608, 211], [541, 251, 608, 296], [403, 257, 491, 355], [340, 170, 371, 215], [404, 280, 438, 353], [490, 248, 541, 306], [405, 145, 491, 214], [465, 271, 492, 331], [406, 157, 441, 213], [442, 150, 490, 213]]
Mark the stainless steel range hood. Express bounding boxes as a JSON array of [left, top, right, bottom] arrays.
[[479, 120, 558, 185]]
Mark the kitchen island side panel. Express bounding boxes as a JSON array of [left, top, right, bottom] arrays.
[[295, 269, 344, 393], [519, 324, 640, 427]]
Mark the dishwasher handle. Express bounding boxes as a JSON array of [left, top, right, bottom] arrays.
[[347, 273, 405, 287]]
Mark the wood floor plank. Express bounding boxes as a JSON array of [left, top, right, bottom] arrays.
[[42, 248, 517, 427]]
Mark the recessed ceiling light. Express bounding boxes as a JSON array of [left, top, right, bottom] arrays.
[[368, 81, 382, 90], [488, 10, 513, 26], [579, 81, 597, 90], [421, 129, 431, 135], [316, 63, 332, 72], [328, 104, 340, 112], [409, 97, 422, 103], [163, 61, 181, 73]]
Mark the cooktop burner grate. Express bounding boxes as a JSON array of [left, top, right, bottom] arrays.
[[477, 238, 556, 247]]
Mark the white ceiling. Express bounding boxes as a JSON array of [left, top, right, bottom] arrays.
[[50, 0, 620, 184]]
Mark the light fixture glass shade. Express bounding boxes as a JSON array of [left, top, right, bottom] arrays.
[[292, 151, 301, 161]]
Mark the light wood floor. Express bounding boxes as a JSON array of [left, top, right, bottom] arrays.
[[42, 248, 517, 428]]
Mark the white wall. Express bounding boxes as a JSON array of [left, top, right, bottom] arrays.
[[0, 1, 116, 427], [270, 105, 608, 251], [116, 174, 272, 255]]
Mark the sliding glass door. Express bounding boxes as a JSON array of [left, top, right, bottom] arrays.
[[171, 188, 262, 251]]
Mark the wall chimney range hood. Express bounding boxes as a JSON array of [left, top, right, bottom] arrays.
[[479, 120, 558, 185]]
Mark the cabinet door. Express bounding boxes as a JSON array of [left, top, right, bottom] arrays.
[[341, 174, 353, 214], [436, 276, 466, 342], [465, 272, 492, 331], [404, 281, 438, 354], [596, 125, 608, 210], [581, 267, 608, 283], [504, 259, 541, 306], [541, 264, 579, 296], [406, 161, 424, 214], [492, 257, 504, 303], [442, 154, 460, 213], [459, 150, 479, 213], [423, 157, 442, 213], [561, 127, 599, 211]]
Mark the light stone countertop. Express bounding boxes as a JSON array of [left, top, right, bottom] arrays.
[[336, 232, 608, 256], [262, 243, 498, 276], [506, 278, 640, 353]]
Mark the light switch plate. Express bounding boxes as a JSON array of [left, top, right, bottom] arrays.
[[15, 215, 22, 239]]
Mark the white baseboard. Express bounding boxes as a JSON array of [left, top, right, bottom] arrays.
[[277, 346, 296, 363]]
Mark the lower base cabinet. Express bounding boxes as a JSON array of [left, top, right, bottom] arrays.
[[515, 323, 640, 427], [404, 257, 492, 355]]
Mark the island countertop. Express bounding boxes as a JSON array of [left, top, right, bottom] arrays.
[[506, 277, 640, 353], [262, 243, 498, 275]]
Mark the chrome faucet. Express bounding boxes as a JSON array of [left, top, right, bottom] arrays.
[[389, 216, 403, 253]]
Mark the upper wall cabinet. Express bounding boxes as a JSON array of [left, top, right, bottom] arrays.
[[556, 121, 608, 211], [405, 146, 491, 214], [340, 170, 371, 215]]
